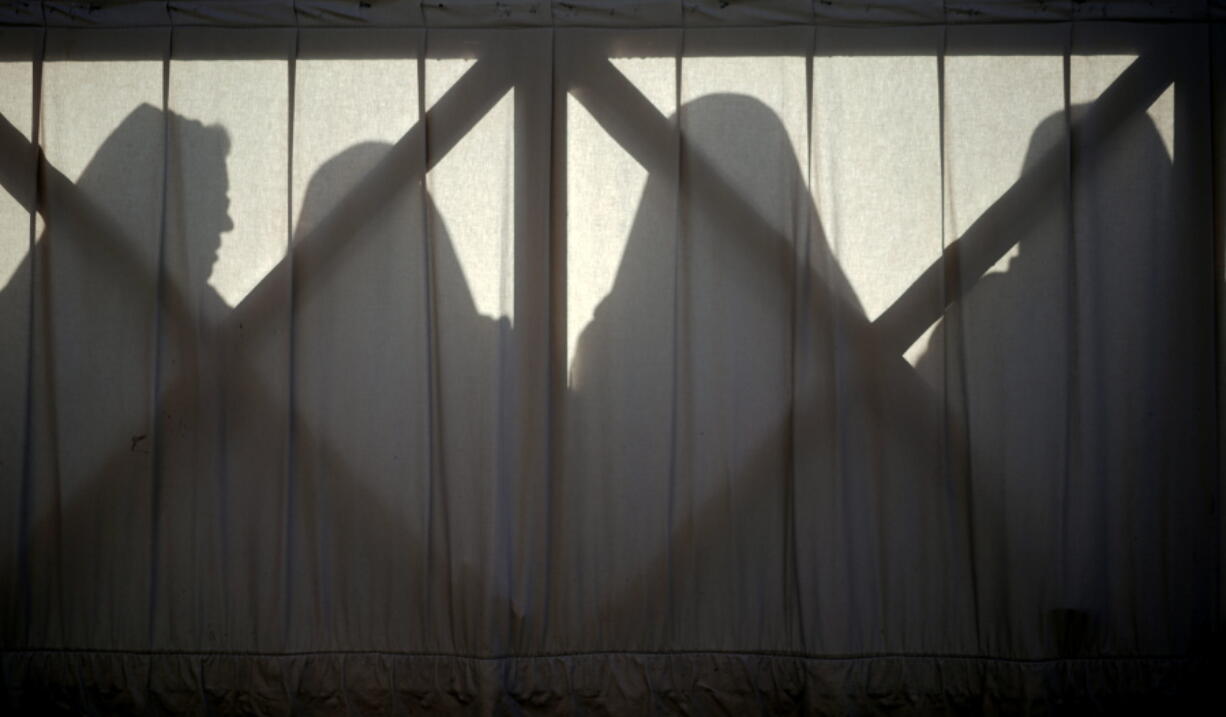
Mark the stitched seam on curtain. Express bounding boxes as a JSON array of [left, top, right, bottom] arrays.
[[146, 26, 171, 651], [5, 0, 1223, 27], [787, 22, 815, 656], [1213, 12, 1226, 638], [4, 0, 1223, 24], [667, 18, 683, 656], [543, 20, 561, 654], [937, 21, 981, 656], [2, 22, 1220, 29], [14, 26, 46, 651], [416, 27, 440, 652], [1059, 23, 1077, 632], [282, 17, 299, 649], [2, 0, 1217, 29], [0, 647, 1204, 663]]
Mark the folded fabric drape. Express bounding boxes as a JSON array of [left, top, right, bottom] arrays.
[[0, 6, 1220, 713]]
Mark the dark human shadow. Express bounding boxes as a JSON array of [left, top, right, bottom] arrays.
[[287, 140, 513, 656], [562, 92, 804, 650], [914, 104, 1216, 659], [0, 104, 227, 650]]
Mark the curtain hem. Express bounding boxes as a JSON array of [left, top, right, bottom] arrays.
[[2, 649, 1211, 713]]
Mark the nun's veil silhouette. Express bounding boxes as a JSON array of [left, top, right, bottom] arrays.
[[28, 103, 232, 477], [557, 91, 1199, 655], [560, 92, 832, 648]]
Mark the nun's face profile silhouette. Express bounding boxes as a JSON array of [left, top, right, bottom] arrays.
[[167, 112, 233, 288], [202, 170, 234, 275]]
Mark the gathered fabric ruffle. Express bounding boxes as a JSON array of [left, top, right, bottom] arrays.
[[1, 649, 1209, 714]]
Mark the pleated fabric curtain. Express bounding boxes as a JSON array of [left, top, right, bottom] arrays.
[[0, 1, 1221, 712]]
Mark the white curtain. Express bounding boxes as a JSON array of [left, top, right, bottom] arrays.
[[0, 1, 1221, 712]]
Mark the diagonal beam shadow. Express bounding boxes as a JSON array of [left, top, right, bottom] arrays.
[[568, 48, 1175, 635], [573, 49, 1172, 361], [0, 53, 511, 630], [0, 50, 508, 463]]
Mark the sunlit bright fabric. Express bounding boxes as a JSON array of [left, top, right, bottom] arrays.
[[0, 4, 1221, 713]]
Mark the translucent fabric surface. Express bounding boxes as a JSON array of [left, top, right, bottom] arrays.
[[0, 9, 1221, 713]]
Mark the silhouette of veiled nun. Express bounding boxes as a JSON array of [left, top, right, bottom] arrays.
[[558, 92, 964, 661], [0, 104, 233, 649], [287, 141, 509, 654], [559, 91, 1216, 668], [560, 93, 836, 652], [914, 104, 1216, 657]]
